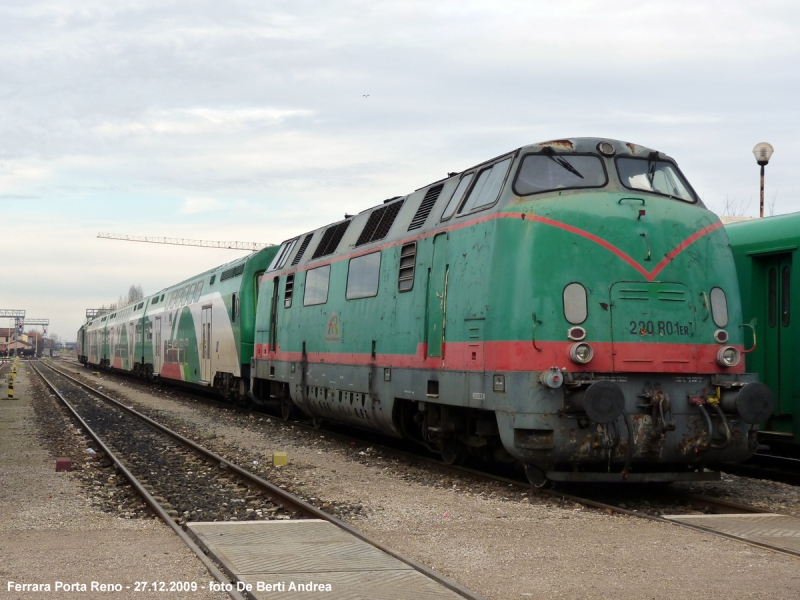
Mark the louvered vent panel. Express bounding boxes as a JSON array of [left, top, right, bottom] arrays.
[[311, 220, 351, 259], [291, 233, 314, 266], [355, 200, 405, 247], [407, 184, 444, 231], [220, 268, 236, 281], [355, 210, 385, 247]]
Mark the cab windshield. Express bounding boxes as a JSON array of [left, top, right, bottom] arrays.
[[513, 153, 607, 196], [616, 157, 696, 203]]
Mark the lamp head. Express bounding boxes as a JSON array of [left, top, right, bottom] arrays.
[[753, 142, 774, 166]]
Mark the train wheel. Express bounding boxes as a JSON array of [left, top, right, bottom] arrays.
[[281, 397, 296, 421], [440, 439, 466, 465], [312, 415, 324, 430], [524, 463, 552, 488]]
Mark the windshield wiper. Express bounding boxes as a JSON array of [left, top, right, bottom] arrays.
[[547, 154, 584, 179]]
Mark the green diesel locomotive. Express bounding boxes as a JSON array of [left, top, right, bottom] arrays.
[[251, 137, 774, 484]]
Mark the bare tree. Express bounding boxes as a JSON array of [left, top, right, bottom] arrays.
[[768, 190, 779, 216], [107, 284, 144, 310], [722, 195, 752, 217], [127, 284, 144, 304]]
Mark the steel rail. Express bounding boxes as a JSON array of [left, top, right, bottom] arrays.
[[52, 357, 800, 559], [37, 359, 488, 600], [30, 362, 248, 600], [716, 454, 800, 487]]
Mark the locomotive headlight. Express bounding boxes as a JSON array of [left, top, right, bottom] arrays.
[[716, 346, 741, 368], [569, 342, 594, 364]]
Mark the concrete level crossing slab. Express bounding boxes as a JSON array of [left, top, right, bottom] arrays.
[[187, 519, 466, 599], [662, 513, 800, 554]]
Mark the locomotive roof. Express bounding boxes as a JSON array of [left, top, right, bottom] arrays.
[[267, 137, 689, 272]]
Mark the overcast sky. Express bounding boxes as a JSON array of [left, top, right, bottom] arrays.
[[2, 1, 799, 340]]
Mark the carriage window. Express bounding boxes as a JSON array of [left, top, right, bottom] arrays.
[[616, 157, 696, 202], [514, 154, 607, 196], [186, 283, 198, 305], [768, 268, 777, 328], [458, 157, 512, 214], [441, 173, 474, 221], [304, 265, 331, 306], [346, 252, 381, 300], [709, 287, 728, 328], [782, 266, 790, 327], [563, 283, 587, 324]]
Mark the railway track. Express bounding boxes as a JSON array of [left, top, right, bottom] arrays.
[[717, 453, 800, 487], [48, 357, 800, 559], [32, 360, 485, 600]]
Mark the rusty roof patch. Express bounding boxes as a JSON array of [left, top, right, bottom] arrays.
[[540, 139, 574, 151]]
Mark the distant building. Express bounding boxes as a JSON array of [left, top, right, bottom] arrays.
[[0, 328, 34, 356]]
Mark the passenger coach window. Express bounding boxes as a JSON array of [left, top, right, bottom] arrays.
[[782, 266, 790, 327], [457, 157, 512, 215], [709, 287, 728, 328], [616, 157, 696, 202], [514, 154, 607, 196], [346, 252, 381, 299], [304, 265, 331, 306]]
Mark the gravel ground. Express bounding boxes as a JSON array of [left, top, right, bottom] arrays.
[[37, 365, 297, 526], [0, 367, 228, 600], [53, 360, 800, 600]]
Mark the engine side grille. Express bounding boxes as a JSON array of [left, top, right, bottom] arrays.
[[407, 184, 444, 231]]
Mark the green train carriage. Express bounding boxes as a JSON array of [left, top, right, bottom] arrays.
[[253, 137, 774, 484], [725, 212, 799, 446]]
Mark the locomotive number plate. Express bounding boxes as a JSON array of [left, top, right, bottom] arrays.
[[628, 320, 693, 337]]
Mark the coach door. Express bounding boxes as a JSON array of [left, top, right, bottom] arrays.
[[760, 255, 792, 415], [154, 317, 162, 372], [269, 277, 280, 353], [426, 233, 449, 358], [201, 306, 212, 382]]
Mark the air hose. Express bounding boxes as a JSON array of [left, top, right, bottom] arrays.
[[697, 404, 714, 451], [710, 403, 731, 450], [621, 411, 634, 479]]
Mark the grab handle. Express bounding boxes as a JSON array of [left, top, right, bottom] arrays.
[[739, 320, 757, 354]]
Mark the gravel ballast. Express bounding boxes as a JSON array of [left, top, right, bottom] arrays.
[[0, 368, 227, 600], [52, 361, 800, 600]]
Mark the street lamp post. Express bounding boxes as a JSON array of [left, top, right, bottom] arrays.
[[752, 142, 774, 218]]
